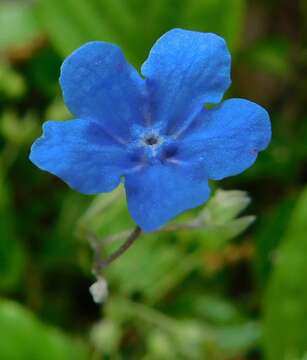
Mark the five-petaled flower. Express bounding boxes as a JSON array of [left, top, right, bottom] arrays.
[[30, 29, 271, 232]]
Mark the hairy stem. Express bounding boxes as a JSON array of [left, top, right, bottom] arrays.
[[93, 226, 142, 275]]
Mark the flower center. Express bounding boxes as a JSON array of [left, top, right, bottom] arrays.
[[144, 135, 159, 146], [142, 133, 163, 148]]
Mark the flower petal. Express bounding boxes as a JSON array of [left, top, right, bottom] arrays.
[[178, 98, 271, 180], [141, 28, 231, 135], [60, 42, 146, 141], [30, 119, 132, 194], [125, 163, 210, 232]]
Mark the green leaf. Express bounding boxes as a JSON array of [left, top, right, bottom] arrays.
[[180, 0, 246, 52], [36, 0, 245, 63], [106, 232, 184, 300], [255, 195, 296, 288], [35, 0, 116, 57], [0, 2, 41, 50], [106, 296, 258, 359], [175, 189, 255, 251], [76, 186, 134, 245], [0, 299, 89, 360], [165, 293, 260, 355], [214, 321, 260, 354], [263, 186, 307, 360], [168, 293, 244, 325], [78, 189, 254, 301]]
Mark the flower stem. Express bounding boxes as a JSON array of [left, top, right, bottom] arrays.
[[94, 226, 142, 274]]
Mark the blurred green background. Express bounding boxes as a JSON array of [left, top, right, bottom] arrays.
[[0, 0, 306, 359]]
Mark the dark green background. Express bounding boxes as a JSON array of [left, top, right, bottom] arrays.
[[0, 0, 306, 359]]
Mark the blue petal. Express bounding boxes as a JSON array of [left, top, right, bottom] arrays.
[[141, 28, 231, 135], [60, 42, 146, 141], [30, 119, 132, 194], [177, 99, 271, 180], [125, 163, 210, 232]]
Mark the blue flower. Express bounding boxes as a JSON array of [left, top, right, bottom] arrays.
[[30, 29, 271, 232]]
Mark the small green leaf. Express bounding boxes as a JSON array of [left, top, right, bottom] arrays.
[[175, 189, 255, 251]]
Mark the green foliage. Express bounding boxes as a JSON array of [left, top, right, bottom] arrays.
[[78, 190, 260, 358], [255, 195, 296, 287], [241, 39, 290, 78], [263, 187, 307, 360], [90, 320, 122, 356], [102, 296, 260, 359], [0, 0, 305, 359], [0, 111, 39, 145], [0, 2, 41, 50], [79, 189, 254, 303], [0, 63, 26, 98], [0, 181, 25, 292], [181, 0, 246, 52], [0, 300, 89, 360], [36, 0, 246, 65]]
